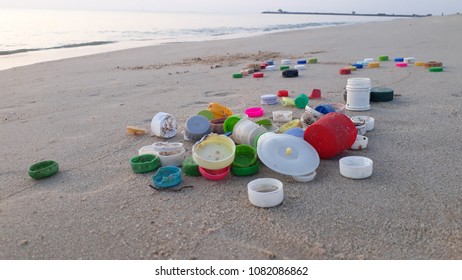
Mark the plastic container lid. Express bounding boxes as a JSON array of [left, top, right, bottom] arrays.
[[370, 87, 394, 102], [182, 156, 201, 176], [192, 134, 236, 170], [257, 133, 320, 176], [244, 107, 264, 118], [339, 156, 373, 179], [28, 160, 59, 179], [232, 144, 258, 168], [130, 154, 160, 174], [199, 166, 230, 180], [230, 161, 259, 176], [152, 166, 182, 188], [260, 94, 278, 105], [247, 178, 284, 208]]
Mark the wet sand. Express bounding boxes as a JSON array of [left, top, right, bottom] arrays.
[[1, 14, 461, 259]]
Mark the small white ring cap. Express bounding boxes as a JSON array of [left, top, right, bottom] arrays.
[[247, 178, 283, 208]]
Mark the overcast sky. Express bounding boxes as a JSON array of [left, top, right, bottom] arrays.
[[0, 0, 459, 15]]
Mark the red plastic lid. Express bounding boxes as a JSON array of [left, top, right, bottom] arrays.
[[199, 166, 230, 180], [253, 72, 264, 78], [277, 90, 289, 97], [396, 62, 408, 67], [310, 89, 321, 99], [244, 107, 264, 118], [339, 68, 352, 75]]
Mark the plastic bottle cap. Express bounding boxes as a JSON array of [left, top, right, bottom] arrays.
[[308, 58, 317, 64], [294, 64, 306, 70], [223, 115, 243, 133], [281, 59, 291, 65], [244, 107, 264, 118], [277, 90, 289, 97], [199, 166, 230, 180], [282, 69, 299, 78], [265, 65, 276, 71], [253, 72, 264, 78], [394, 57, 404, 62], [197, 109, 215, 120], [232, 144, 258, 168], [279, 65, 290, 71], [294, 93, 309, 109], [395, 62, 408, 67], [230, 161, 259, 176], [182, 156, 201, 176], [429, 67, 444, 72], [340, 68, 351, 75], [339, 156, 373, 179], [233, 73, 243, 78], [247, 178, 283, 208], [152, 166, 182, 188], [368, 62, 380, 68], [297, 59, 307, 64], [130, 154, 160, 174], [378, 55, 389, 61], [352, 63, 363, 69], [315, 104, 336, 115], [370, 87, 394, 102], [28, 160, 59, 179], [309, 89, 322, 99]]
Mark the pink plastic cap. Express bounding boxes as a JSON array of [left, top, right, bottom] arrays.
[[244, 107, 264, 118]]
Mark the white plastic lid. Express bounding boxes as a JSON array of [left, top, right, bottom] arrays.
[[257, 133, 320, 176]]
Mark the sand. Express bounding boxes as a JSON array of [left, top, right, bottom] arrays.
[[1, 15, 461, 260]]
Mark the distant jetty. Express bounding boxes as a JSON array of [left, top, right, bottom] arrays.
[[262, 10, 432, 18]]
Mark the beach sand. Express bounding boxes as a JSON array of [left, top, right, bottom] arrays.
[[1, 14, 461, 260]]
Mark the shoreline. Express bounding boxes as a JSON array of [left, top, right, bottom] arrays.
[[262, 11, 432, 17], [1, 15, 462, 259], [0, 17, 394, 72]]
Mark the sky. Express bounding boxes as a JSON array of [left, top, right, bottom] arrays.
[[0, 0, 460, 15]]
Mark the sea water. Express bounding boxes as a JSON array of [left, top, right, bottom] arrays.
[[0, 8, 394, 70]]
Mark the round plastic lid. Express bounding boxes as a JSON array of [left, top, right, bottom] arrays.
[[257, 133, 320, 176], [186, 115, 210, 135], [197, 110, 214, 120], [244, 107, 264, 118], [223, 115, 243, 133]]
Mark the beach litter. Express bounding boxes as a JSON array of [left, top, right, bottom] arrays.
[[28, 160, 59, 180]]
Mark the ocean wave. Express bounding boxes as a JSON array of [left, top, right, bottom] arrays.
[[0, 41, 115, 56]]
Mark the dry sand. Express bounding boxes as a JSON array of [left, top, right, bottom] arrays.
[[1, 15, 461, 260]]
